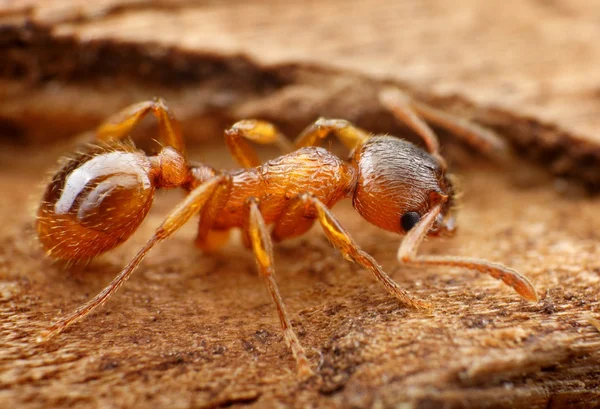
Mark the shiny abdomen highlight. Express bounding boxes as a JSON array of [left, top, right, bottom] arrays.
[[37, 148, 155, 260]]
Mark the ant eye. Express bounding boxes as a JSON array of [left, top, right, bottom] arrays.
[[400, 212, 421, 232]]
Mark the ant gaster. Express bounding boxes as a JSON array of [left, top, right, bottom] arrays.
[[36, 88, 538, 377]]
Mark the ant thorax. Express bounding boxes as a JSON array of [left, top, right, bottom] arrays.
[[209, 146, 357, 229]]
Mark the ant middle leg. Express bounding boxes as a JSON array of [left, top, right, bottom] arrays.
[[273, 193, 430, 310], [38, 175, 228, 342], [294, 118, 371, 151], [243, 198, 313, 377], [95, 98, 185, 154], [396, 203, 538, 302], [379, 87, 507, 161], [272, 194, 315, 242], [225, 120, 294, 168]]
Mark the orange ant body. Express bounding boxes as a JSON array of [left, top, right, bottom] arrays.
[[36, 88, 538, 377]]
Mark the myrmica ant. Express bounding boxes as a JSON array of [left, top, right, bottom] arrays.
[[36, 88, 537, 377]]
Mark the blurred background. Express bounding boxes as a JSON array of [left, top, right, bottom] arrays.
[[2, 0, 600, 145]]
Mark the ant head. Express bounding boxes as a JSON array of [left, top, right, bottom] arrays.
[[351, 136, 456, 236], [37, 145, 161, 260]]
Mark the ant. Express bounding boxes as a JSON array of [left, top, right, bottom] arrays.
[[36, 87, 538, 377]]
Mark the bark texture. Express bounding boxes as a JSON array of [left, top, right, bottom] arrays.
[[1, 1, 600, 408]]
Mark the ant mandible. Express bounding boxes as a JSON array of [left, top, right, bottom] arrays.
[[36, 87, 538, 377]]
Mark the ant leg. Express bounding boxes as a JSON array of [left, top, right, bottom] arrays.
[[194, 175, 233, 252], [272, 194, 315, 242], [38, 175, 227, 342], [277, 193, 429, 310], [243, 198, 313, 378], [294, 118, 371, 151], [95, 98, 185, 155], [397, 203, 538, 302], [195, 228, 231, 253], [379, 87, 507, 160], [225, 120, 294, 168]]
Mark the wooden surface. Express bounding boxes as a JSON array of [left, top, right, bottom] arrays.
[[1, 1, 600, 408]]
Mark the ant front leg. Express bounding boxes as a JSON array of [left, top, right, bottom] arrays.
[[379, 87, 507, 160], [294, 118, 371, 152], [274, 193, 430, 310], [39, 175, 227, 342], [243, 198, 313, 378], [95, 98, 185, 155], [397, 203, 538, 302], [225, 120, 294, 168]]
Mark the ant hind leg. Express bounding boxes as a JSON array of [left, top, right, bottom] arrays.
[[38, 175, 227, 342], [396, 203, 538, 302], [243, 198, 313, 378], [194, 175, 233, 252], [95, 98, 186, 154]]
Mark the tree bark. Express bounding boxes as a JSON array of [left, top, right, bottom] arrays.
[[1, 1, 600, 408]]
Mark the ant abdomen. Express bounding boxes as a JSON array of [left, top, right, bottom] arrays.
[[37, 147, 155, 260]]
